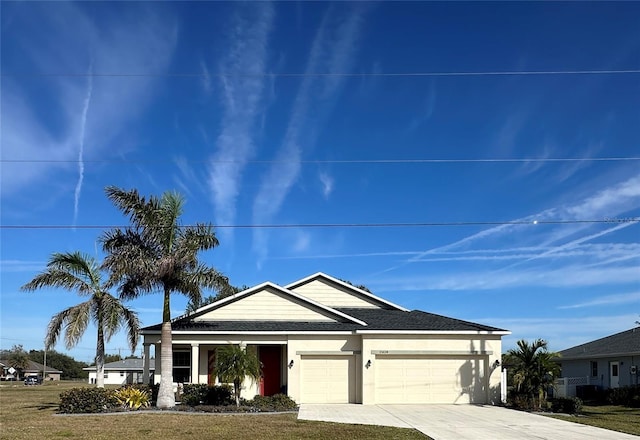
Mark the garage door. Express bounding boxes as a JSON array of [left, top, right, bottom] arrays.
[[300, 355, 355, 403], [375, 355, 487, 404]]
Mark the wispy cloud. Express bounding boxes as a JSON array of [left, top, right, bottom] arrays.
[[207, 3, 274, 236], [558, 291, 640, 309], [319, 171, 334, 199], [0, 260, 47, 273], [1, 3, 177, 198], [378, 173, 640, 277], [73, 62, 93, 226], [252, 4, 367, 264], [483, 314, 639, 351]]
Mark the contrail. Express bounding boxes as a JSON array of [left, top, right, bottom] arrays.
[[73, 63, 93, 227]]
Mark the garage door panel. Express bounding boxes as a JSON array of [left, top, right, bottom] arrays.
[[375, 356, 487, 404], [300, 356, 355, 404]]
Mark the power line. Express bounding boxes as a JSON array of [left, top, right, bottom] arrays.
[[3, 157, 639, 165], [3, 69, 640, 78], [1, 219, 637, 230]]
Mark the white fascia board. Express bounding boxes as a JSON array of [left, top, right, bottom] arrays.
[[285, 272, 410, 312], [173, 281, 275, 320], [180, 280, 367, 327], [356, 330, 512, 335], [172, 331, 357, 336]]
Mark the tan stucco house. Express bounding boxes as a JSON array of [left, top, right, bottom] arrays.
[[140, 272, 509, 405]]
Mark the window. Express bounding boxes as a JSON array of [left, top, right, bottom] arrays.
[[173, 351, 191, 383], [590, 361, 598, 377], [104, 373, 108, 379], [611, 363, 618, 377], [120, 371, 125, 377]]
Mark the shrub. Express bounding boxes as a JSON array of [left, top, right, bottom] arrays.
[[550, 397, 582, 414], [59, 388, 119, 414], [114, 386, 150, 410], [606, 386, 640, 407], [182, 384, 233, 407], [247, 394, 298, 412]]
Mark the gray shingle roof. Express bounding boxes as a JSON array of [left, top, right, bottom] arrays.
[[558, 327, 640, 359], [0, 359, 62, 373], [142, 308, 506, 333], [83, 358, 155, 371]]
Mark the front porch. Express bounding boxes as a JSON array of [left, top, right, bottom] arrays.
[[142, 342, 288, 398]]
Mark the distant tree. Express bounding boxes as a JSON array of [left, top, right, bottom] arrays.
[[339, 278, 372, 293], [28, 350, 89, 380], [215, 345, 261, 407], [502, 339, 560, 410], [101, 186, 228, 408], [7, 345, 30, 379], [104, 354, 123, 364], [185, 284, 250, 314], [21, 252, 140, 388]]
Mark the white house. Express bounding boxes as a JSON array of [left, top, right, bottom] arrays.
[[140, 272, 509, 404], [84, 358, 155, 385]]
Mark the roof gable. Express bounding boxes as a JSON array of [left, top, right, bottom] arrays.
[[190, 282, 366, 325], [286, 272, 408, 311], [559, 327, 640, 359]]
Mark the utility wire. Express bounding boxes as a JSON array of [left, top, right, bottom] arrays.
[[2, 219, 637, 230], [4, 69, 640, 78], [3, 157, 639, 164]]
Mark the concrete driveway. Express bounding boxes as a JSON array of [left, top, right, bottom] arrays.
[[298, 404, 639, 440]]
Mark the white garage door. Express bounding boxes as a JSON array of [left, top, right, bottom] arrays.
[[375, 355, 487, 404], [300, 355, 355, 403]]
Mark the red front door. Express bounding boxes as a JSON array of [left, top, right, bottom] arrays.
[[259, 346, 281, 396]]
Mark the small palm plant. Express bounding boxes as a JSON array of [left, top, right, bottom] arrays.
[[215, 345, 261, 407], [115, 387, 150, 410], [503, 339, 560, 409]]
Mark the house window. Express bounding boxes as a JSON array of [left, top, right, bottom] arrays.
[[590, 361, 598, 377], [173, 351, 190, 383]]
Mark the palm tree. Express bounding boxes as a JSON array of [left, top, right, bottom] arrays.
[[101, 186, 227, 409], [215, 345, 261, 406], [21, 252, 140, 388], [503, 339, 560, 409]]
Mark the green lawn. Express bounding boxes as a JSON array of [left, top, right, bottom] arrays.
[[546, 404, 640, 436], [0, 382, 427, 440]]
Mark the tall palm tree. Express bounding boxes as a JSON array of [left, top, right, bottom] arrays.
[[101, 186, 227, 409], [21, 252, 140, 388], [503, 339, 560, 409], [215, 345, 261, 407]]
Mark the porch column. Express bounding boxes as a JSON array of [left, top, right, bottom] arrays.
[[191, 343, 200, 384], [143, 343, 151, 384], [154, 343, 161, 378]]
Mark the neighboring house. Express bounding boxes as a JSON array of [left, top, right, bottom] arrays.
[[83, 358, 156, 385], [0, 360, 62, 381], [140, 272, 509, 405], [555, 327, 640, 398]]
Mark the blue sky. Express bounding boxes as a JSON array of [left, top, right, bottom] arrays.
[[1, 1, 639, 363]]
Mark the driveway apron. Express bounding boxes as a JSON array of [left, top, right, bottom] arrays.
[[298, 404, 639, 440]]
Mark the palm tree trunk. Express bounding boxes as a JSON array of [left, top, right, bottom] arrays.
[[156, 288, 175, 408], [96, 322, 105, 388]]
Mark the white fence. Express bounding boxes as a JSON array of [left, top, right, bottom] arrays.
[[554, 376, 591, 398]]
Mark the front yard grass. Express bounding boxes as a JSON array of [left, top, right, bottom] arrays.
[[0, 382, 427, 440], [545, 404, 640, 436]]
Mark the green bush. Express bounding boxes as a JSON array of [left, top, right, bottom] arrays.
[[182, 384, 233, 406], [247, 394, 298, 411], [59, 388, 119, 414], [550, 397, 583, 414], [606, 386, 640, 407]]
